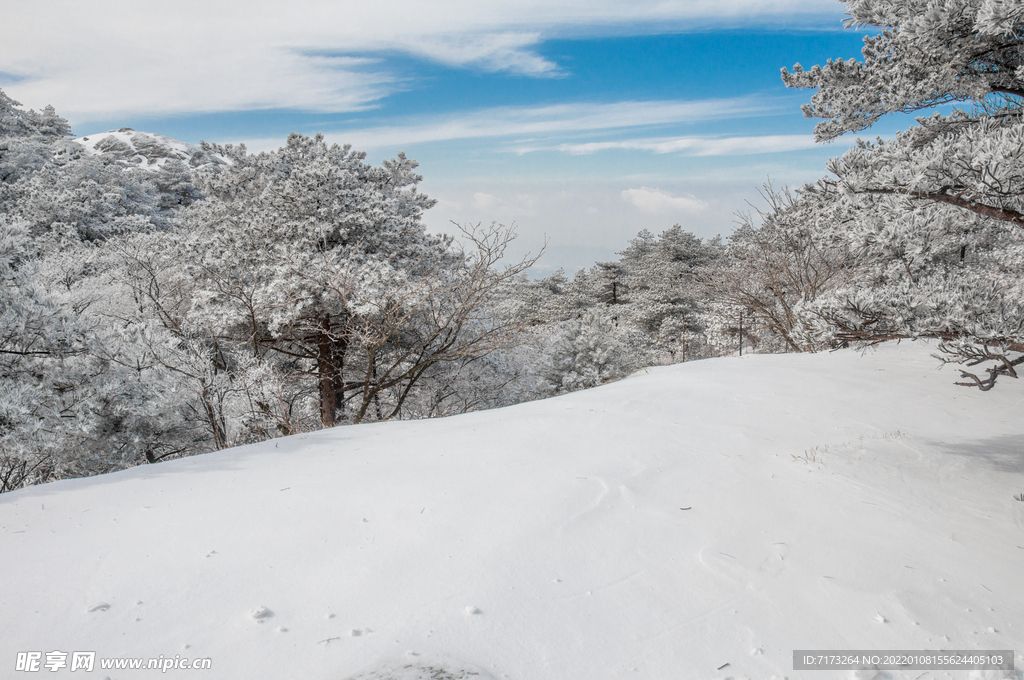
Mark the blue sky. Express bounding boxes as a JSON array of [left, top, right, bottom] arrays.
[[2, 0, 904, 274]]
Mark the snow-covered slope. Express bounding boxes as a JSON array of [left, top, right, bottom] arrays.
[[2, 342, 1023, 680], [73, 128, 228, 169]]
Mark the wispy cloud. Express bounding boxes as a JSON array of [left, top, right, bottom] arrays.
[[234, 97, 782, 151], [527, 134, 819, 156], [2, 0, 842, 120], [401, 32, 563, 76], [621, 187, 708, 214]]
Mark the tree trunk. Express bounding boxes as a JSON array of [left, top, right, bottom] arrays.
[[317, 315, 341, 428], [332, 329, 347, 420], [353, 347, 376, 425], [201, 386, 227, 450]]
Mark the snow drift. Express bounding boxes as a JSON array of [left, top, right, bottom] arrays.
[[1, 342, 1022, 680]]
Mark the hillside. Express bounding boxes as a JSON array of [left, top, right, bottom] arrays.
[[1, 342, 1022, 680], [73, 128, 228, 169]]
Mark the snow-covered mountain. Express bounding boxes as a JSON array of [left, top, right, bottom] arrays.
[[2, 342, 1022, 680], [73, 128, 229, 170]]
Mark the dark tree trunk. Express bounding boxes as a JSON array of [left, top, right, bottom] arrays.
[[202, 388, 227, 450], [316, 315, 345, 428], [332, 329, 347, 420]]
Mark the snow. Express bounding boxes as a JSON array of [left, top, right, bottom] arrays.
[[73, 129, 228, 169], [2, 341, 1023, 679]]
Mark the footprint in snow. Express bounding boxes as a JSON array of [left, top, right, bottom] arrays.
[[846, 671, 883, 680], [343, 659, 496, 680], [968, 671, 1016, 680], [88, 603, 110, 613], [464, 606, 482, 616], [249, 606, 273, 622]]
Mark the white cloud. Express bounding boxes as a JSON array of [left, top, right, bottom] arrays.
[[2, 0, 842, 120], [550, 134, 819, 156], [232, 96, 779, 151], [421, 178, 758, 275], [621, 187, 708, 214], [402, 32, 562, 76], [472, 192, 501, 209]]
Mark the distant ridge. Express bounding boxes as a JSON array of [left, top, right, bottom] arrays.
[[74, 128, 229, 170]]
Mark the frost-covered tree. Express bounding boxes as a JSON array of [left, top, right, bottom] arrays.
[[537, 310, 637, 396], [0, 215, 205, 490], [0, 91, 214, 489], [782, 0, 1024, 230], [616, 226, 721, 362], [536, 226, 719, 366], [774, 0, 1024, 389], [782, 1, 1024, 232], [0, 216, 81, 490], [162, 133, 440, 429], [347, 223, 540, 423], [130, 135, 540, 437], [5, 154, 163, 249], [0, 89, 71, 141], [782, 0, 1024, 142], [515, 225, 719, 395], [0, 90, 553, 488], [700, 183, 860, 354], [1, 89, 73, 187]]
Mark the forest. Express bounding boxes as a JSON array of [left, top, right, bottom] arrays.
[[2, 0, 1023, 492]]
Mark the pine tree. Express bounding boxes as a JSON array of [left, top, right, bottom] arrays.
[[773, 0, 1024, 388]]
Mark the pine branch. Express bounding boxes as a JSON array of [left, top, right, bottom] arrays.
[[859, 187, 1024, 226]]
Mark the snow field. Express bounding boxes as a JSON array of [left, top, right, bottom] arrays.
[[1, 342, 1022, 680]]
